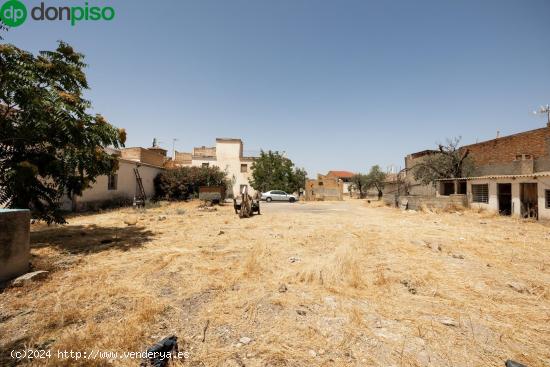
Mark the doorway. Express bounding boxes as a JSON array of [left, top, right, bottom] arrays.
[[520, 183, 538, 219], [497, 183, 512, 216]]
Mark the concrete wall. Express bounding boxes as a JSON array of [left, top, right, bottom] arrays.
[[74, 160, 163, 210], [0, 209, 30, 282], [467, 177, 550, 220]]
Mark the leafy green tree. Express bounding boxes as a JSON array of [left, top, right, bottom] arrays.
[[249, 150, 307, 194], [154, 166, 229, 200], [365, 165, 387, 199], [412, 137, 475, 186], [350, 173, 369, 198], [0, 42, 125, 223]]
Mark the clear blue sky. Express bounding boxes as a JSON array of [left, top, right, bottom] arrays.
[[4, 0, 550, 176]]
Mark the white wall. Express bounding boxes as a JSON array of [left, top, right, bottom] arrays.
[[468, 177, 550, 220], [75, 160, 163, 206], [191, 140, 255, 197]]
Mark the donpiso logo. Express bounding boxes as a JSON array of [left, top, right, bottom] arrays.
[[1, 0, 115, 27], [0, 0, 27, 27]]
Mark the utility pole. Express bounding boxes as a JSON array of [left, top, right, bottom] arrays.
[[534, 104, 550, 126], [172, 138, 179, 160]]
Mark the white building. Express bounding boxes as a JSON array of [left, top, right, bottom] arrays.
[[464, 173, 550, 220], [174, 138, 256, 197], [66, 147, 165, 211]]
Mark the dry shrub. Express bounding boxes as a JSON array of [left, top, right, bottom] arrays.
[[293, 244, 367, 292], [373, 265, 390, 287], [242, 245, 266, 277]]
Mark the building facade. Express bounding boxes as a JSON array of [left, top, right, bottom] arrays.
[[305, 174, 343, 201], [174, 138, 256, 197], [326, 171, 354, 194], [67, 147, 166, 211], [436, 122, 550, 219]]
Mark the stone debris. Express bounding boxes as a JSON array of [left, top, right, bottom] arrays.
[[438, 316, 458, 327], [289, 256, 301, 263], [507, 281, 529, 294], [400, 280, 417, 295], [505, 360, 527, 367], [309, 350, 317, 357], [451, 254, 465, 259], [239, 336, 252, 345], [124, 217, 138, 226], [278, 284, 288, 293], [296, 309, 307, 316], [158, 215, 167, 221], [11, 271, 49, 286]]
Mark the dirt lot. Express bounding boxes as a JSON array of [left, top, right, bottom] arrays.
[[1, 200, 549, 366]]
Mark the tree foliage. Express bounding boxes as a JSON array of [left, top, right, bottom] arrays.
[[0, 42, 125, 223], [249, 150, 307, 194], [412, 137, 475, 186], [350, 173, 369, 198], [154, 166, 229, 200], [365, 165, 387, 198]]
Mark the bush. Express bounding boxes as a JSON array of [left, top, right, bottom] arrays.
[[154, 166, 229, 200]]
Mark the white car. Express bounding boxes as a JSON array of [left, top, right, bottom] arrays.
[[261, 190, 298, 203]]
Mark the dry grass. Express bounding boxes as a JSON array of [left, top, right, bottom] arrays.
[[1, 200, 549, 366]]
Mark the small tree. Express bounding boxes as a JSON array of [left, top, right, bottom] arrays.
[[412, 137, 475, 186], [350, 174, 369, 198], [365, 165, 387, 200], [0, 42, 125, 223], [250, 150, 307, 194]]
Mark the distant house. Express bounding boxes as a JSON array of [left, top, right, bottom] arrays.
[[326, 171, 354, 194], [305, 174, 343, 201], [172, 138, 257, 198]]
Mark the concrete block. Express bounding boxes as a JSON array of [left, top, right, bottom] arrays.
[[0, 209, 30, 282]]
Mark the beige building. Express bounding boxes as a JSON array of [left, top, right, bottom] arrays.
[[305, 174, 343, 201], [66, 147, 165, 211], [174, 138, 256, 198], [326, 171, 354, 194]]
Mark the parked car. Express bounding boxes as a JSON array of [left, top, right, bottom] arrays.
[[261, 190, 298, 203]]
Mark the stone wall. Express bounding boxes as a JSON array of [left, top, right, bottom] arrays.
[[384, 194, 468, 210], [0, 209, 30, 282]]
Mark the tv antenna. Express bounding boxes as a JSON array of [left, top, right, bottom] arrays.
[[172, 138, 179, 159], [534, 104, 550, 125]]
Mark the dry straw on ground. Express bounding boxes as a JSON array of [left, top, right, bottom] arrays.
[[1, 200, 549, 366]]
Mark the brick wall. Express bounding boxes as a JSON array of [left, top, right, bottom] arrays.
[[462, 127, 550, 168]]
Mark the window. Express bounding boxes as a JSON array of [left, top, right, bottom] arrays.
[[546, 190, 550, 209], [241, 164, 247, 173], [107, 174, 118, 190], [472, 184, 489, 203], [202, 162, 209, 168]]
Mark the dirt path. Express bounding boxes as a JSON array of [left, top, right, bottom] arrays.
[[1, 200, 549, 366]]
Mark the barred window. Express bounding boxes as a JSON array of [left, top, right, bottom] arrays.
[[472, 184, 488, 203], [546, 190, 550, 209]]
